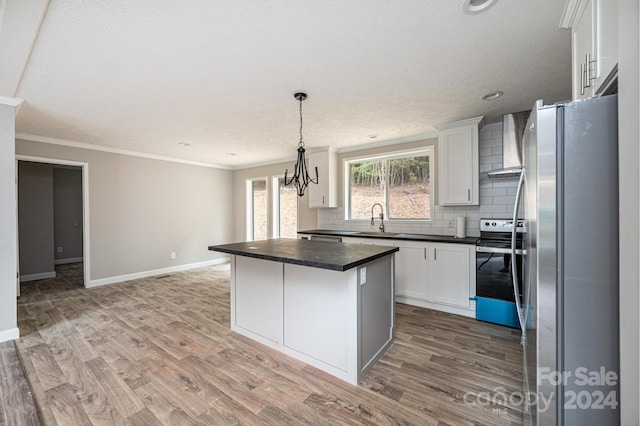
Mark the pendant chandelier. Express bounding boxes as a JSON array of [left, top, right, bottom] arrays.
[[284, 92, 318, 197]]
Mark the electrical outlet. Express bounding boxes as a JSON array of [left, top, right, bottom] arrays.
[[170, 252, 176, 259], [360, 267, 367, 285], [57, 247, 63, 253], [446, 220, 453, 227]]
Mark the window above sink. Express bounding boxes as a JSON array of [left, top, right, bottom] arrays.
[[343, 147, 434, 223]]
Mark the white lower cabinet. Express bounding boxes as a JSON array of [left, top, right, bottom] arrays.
[[428, 243, 473, 309], [341, 237, 475, 316], [394, 241, 475, 317], [395, 241, 429, 300]]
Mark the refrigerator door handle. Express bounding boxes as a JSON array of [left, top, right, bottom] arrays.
[[512, 169, 526, 335], [476, 246, 526, 255]]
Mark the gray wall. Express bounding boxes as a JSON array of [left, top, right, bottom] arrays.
[[16, 139, 234, 282], [18, 161, 55, 279], [0, 102, 18, 340], [232, 160, 316, 242], [53, 166, 83, 262]]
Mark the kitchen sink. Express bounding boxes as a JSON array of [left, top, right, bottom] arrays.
[[354, 232, 400, 237], [393, 233, 424, 239]]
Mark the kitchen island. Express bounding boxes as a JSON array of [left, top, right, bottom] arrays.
[[208, 238, 398, 385]]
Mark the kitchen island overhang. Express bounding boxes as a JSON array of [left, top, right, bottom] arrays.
[[208, 238, 398, 385]]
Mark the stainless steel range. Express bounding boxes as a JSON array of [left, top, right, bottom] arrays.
[[473, 218, 526, 328]]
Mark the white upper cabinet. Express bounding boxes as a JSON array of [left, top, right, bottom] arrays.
[[570, 0, 596, 100], [308, 147, 338, 208], [562, 0, 618, 100], [594, 0, 618, 92], [434, 116, 483, 206]]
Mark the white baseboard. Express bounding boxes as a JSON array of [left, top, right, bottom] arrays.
[[0, 328, 19, 343], [394, 296, 475, 318], [87, 257, 230, 288], [55, 257, 83, 265], [20, 271, 56, 282]]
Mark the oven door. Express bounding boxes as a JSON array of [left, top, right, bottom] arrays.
[[476, 246, 524, 302]]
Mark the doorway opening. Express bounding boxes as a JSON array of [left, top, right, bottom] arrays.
[[15, 156, 90, 295]]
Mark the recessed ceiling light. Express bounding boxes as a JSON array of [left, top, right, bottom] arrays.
[[481, 91, 503, 101], [367, 134, 378, 139], [462, 0, 498, 15], [178, 142, 190, 147]]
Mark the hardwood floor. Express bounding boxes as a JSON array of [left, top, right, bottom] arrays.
[[0, 341, 40, 425], [12, 262, 524, 425]]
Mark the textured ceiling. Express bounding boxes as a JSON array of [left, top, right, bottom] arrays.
[[2, 0, 571, 168]]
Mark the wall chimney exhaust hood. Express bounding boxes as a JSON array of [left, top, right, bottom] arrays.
[[487, 110, 530, 178]]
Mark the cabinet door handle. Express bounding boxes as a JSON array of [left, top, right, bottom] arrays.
[[585, 54, 591, 87], [580, 63, 585, 95], [467, 189, 470, 201], [322, 195, 325, 205], [586, 53, 596, 87], [424, 247, 426, 259], [434, 247, 437, 261]]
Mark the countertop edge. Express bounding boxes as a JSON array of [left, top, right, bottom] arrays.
[[208, 244, 399, 272], [297, 229, 479, 245]]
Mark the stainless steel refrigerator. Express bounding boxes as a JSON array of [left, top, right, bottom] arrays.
[[512, 95, 619, 425]]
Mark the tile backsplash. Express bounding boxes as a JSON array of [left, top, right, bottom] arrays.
[[316, 122, 519, 237]]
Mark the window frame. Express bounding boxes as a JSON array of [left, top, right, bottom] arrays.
[[271, 176, 281, 239], [246, 175, 299, 241], [271, 175, 298, 239], [343, 147, 434, 223], [246, 177, 268, 241]]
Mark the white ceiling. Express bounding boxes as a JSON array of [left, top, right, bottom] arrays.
[[2, 0, 571, 168]]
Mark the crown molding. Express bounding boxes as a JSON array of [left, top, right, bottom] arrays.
[[15, 133, 231, 170], [0, 96, 24, 107], [17, 130, 442, 172], [230, 155, 299, 171], [433, 116, 484, 132], [559, 0, 587, 29], [336, 131, 438, 154]]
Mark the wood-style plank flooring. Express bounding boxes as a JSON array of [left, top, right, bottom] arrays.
[[0, 340, 40, 425], [11, 262, 524, 425]]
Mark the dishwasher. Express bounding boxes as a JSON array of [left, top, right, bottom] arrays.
[[299, 234, 342, 243]]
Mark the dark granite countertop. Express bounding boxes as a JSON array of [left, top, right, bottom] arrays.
[[208, 238, 398, 272], [298, 229, 479, 245]]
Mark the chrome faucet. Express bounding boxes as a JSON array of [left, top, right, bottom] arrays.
[[371, 203, 385, 232]]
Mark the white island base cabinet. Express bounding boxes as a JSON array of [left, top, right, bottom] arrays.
[[230, 254, 394, 385], [234, 256, 283, 343]]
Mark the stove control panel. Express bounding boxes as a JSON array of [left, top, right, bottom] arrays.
[[480, 218, 527, 233]]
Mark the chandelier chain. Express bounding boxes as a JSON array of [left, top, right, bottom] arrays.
[[298, 98, 304, 148]]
